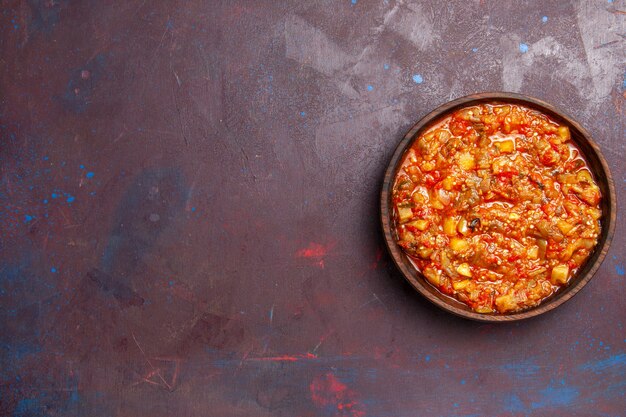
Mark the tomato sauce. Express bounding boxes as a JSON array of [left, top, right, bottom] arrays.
[[392, 103, 602, 313]]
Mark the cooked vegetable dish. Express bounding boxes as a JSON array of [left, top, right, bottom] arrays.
[[392, 103, 602, 313]]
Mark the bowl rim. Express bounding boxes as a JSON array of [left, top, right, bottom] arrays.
[[380, 92, 617, 322]]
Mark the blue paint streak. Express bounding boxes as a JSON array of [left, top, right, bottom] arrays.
[[531, 385, 579, 409], [542, 16, 548, 23], [80, 164, 85, 169], [100, 168, 186, 275], [579, 353, 626, 373], [50, 267, 57, 273], [501, 359, 541, 377], [2, 341, 42, 363], [23, 215, 34, 223], [504, 394, 525, 413], [412, 74, 423, 84], [300, 111, 306, 117], [86, 171, 94, 178], [27, 0, 63, 34], [66, 196, 75, 203], [425, 355, 431, 362], [471, 47, 478, 53], [616, 264, 625, 276], [367, 84, 373, 91], [14, 398, 39, 417], [351, 0, 357, 4], [191, 207, 196, 212], [519, 43, 529, 53], [69, 390, 80, 404], [51, 193, 58, 199]]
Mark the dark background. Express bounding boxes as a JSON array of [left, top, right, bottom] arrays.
[[1, 1, 624, 416]]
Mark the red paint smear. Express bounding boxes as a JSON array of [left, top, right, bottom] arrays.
[[369, 247, 386, 270], [310, 373, 366, 417], [296, 241, 337, 269], [296, 242, 330, 258]]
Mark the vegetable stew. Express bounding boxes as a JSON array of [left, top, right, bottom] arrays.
[[392, 103, 602, 314]]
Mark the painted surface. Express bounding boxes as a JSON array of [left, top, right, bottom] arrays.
[[0, 1, 624, 416]]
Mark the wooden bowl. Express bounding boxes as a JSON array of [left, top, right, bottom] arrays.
[[380, 92, 616, 322]]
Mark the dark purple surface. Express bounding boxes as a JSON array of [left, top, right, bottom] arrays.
[[1, 1, 624, 416]]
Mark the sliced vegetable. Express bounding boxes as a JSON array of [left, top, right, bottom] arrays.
[[443, 217, 458, 236], [457, 218, 469, 235], [436, 189, 453, 205], [551, 265, 569, 285], [442, 176, 455, 191], [475, 305, 494, 313], [576, 170, 593, 183], [423, 267, 441, 286], [431, 199, 445, 210], [398, 206, 413, 223], [417, 248, 433, 259], [456, 263, 472, 277], [557, 126, 570, 141], [491, 156, 515, 174], [408, 219, 429, 231], [575, 185, 601, 206], [421, 160, 436, 172], [458, 152, 476, 170], [495, 139, 515, 153], [452, 280, 471, 290], [450, 238, 469, 253], [561, 238, 596, 261], [556, 219, 574, 235], [536, 238, 548, 259], [495, 293, 517, 312]]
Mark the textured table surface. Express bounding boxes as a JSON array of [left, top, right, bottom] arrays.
[[1, 1, 625, 416]]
